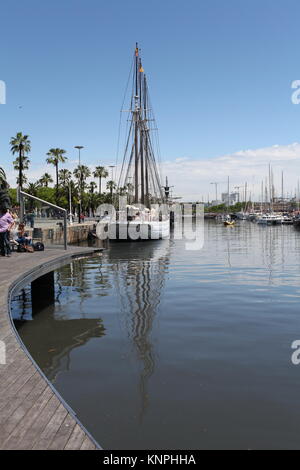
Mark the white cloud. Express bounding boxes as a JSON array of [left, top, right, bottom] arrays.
[[161, 143, 300, 201], [5, 142, 300, 202]]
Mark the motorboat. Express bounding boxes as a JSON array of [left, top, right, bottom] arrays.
[[257, 213, 282, 225]]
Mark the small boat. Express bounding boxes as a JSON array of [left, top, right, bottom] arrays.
[[282, 214, 293, 225], [257, 213, 282, 225], [236, 211, 247, 220], [246, 212, 258, 222], [223, 220, 235, 226], [293, 215, 300, 229]]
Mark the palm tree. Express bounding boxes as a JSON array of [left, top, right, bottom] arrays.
[[58, 169, 72, 213], [39, 172, 53, 187], [118, 186, 128, 196], [0, 167, 8, 189], [88, 182, 97, 216], [10, 132, 31, 189], [26, 182, 39, 196], [73, 165, 91, 222], [89, 181, 97, 194], [46, 148, 67, 202], [106, 180, 117, 202], [26, 182, 39, 210], [13, 156, 30, 186], [59, 169, 72, 187], [73, 165, 91, 192], [93, 166, 108, 194]]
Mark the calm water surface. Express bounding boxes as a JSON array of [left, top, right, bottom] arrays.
[[12, 221, 300, 449]]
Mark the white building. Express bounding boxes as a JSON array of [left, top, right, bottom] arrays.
[[221, 192, 239, 205]]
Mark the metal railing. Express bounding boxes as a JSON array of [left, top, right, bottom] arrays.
[[18, 189, 68, 250]]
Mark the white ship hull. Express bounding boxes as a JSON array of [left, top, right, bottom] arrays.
[[257, 215, 282, 225], [96, 218, 170, 241]]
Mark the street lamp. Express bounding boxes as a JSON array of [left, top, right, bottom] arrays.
[[68, 180, 73, 225], [74, 146, 84, 223], [109, 165, 115, 181], [74, 146, 84, 165]]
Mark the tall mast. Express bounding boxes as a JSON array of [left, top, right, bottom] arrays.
[[139, 58, 145, 205], [119, 43, 164, 207], [227, 176, 230, 211], [134, 43, 139, 202], [268, 163, 271, 212], [144, 75, 149, 207]]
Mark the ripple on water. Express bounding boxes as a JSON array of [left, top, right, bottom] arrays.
[[12, 222, 300, 449]]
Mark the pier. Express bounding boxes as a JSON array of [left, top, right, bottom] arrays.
[[0, 246, 103, 450]]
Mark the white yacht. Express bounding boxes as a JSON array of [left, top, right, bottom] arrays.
[[257, 214, 283, 225]]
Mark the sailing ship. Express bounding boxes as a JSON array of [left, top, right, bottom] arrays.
[[256, 164, 283, 226], [223, 177, 235, 226], [97, 44, 170, 241]]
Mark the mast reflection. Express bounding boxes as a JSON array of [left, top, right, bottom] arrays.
[[108, 240, 170, 420]]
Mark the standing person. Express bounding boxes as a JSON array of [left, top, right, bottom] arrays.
[[28, 211, 35, 228], [6, 212, 17, 246], [0, 209, 14, 257]]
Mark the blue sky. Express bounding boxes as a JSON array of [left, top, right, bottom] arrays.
[[1, 0, 300, 199]]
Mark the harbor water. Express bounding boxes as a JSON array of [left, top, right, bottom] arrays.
[[12, 221, 300, 449]]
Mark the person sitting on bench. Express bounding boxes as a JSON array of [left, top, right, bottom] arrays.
[[14, 223, 33, 250]]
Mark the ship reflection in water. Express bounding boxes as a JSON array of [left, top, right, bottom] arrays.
[[12, 223, 300, 449], [108, 242, 170, 421], [12, 240, 170, 448]]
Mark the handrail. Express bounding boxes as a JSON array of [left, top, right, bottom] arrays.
[[19, 190, 68, 250]]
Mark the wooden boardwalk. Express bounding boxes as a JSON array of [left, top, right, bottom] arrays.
[[0, 246, 103, 450]]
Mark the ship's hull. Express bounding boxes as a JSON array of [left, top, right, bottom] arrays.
[[257, 217, 282, 225], [96, 219, 170, 241]]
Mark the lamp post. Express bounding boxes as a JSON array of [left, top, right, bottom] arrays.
[[68, 180, 72, 224], [109, 165, 115, 181], [74, 146, 84, 223]]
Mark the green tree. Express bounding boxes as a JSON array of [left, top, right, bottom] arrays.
[[0, 167, 8, 189], [46, 148, 67, 203], [39, 172, 53, 187], [26, 182, 39, 210], [58, 169, 73, 213], [10, 132, 31, 189], [89, 181, 97, 194], [26, 182, 39, 196], [93, 166, 108, 194], [88, 181, 98, 216], [58, 168, 72, 186], [106, 180, 117, 203], [73, 165, 91, 220], [36, 186, 56, 206], [73, 165, 91, 193], [8, 188, 17, 206]]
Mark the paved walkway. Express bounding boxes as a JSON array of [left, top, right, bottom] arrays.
[[0, 246, 103, 450]]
